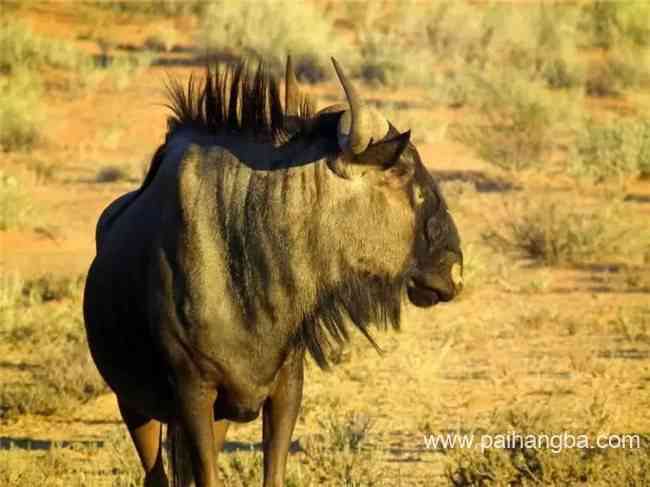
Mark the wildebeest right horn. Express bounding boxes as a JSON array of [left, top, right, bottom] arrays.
[[331, 58, 389, 155], [285, 55, 300, 116]]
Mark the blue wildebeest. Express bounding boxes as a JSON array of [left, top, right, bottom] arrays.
[[83, 57, 463, 487]]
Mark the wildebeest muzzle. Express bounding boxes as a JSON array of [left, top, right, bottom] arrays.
[[407, 214, 463, 307]]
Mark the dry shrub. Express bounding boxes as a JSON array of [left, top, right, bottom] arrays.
[[482, 197, 634, 266]]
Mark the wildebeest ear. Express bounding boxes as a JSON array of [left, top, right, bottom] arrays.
[[354, 130, 411, 168]]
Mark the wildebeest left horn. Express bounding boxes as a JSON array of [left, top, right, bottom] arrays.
[[331, 58, 389, 155], [285, 55, 300, 116]]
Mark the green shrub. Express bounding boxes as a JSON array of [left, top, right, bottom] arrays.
[[572, 118, 650, 179], [451, 73, 551, 171], [541, 56, 584, 90], [425, 1, 492, 67], [578, 1, 650, 49], [198, 0, 344, 81], [578, 1, 621, 49], [0, 70, 42, 152], [0, 19, 148, 99], [0, 20, 87, 75]]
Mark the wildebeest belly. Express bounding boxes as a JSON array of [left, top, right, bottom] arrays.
[[210, 358, 293, 423], [213, 385, 266, 422]]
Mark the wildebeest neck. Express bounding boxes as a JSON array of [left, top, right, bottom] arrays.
[[170, 134, 410, 368]]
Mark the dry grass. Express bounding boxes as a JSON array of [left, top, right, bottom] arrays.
[[0, 273, 107, 420]]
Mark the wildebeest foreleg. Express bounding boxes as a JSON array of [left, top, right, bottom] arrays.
[[262, 353, 304, 487], [213, 419, 230, 454], [175, 381, 220, 487], [118, 399, 169, 487]]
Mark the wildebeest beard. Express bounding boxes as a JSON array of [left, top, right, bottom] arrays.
[[300, 272, 405, 369]]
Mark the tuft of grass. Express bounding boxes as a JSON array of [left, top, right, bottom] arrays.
[[317, 412, 374, 453], [198, 0, 345, 82], [0, 171, 33, 230], [482, 197, 632, 266]]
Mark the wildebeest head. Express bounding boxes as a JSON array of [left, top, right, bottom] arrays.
[[309, 59, 463, 309]]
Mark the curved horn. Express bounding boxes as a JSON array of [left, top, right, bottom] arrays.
[[331, 57, 388, 154], [285, 55, 300, 116]]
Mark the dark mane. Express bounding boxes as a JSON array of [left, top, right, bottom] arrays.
[[137, 61, 316, 196], [300, 274, 404, 369], [165, 61, 315, 142]]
